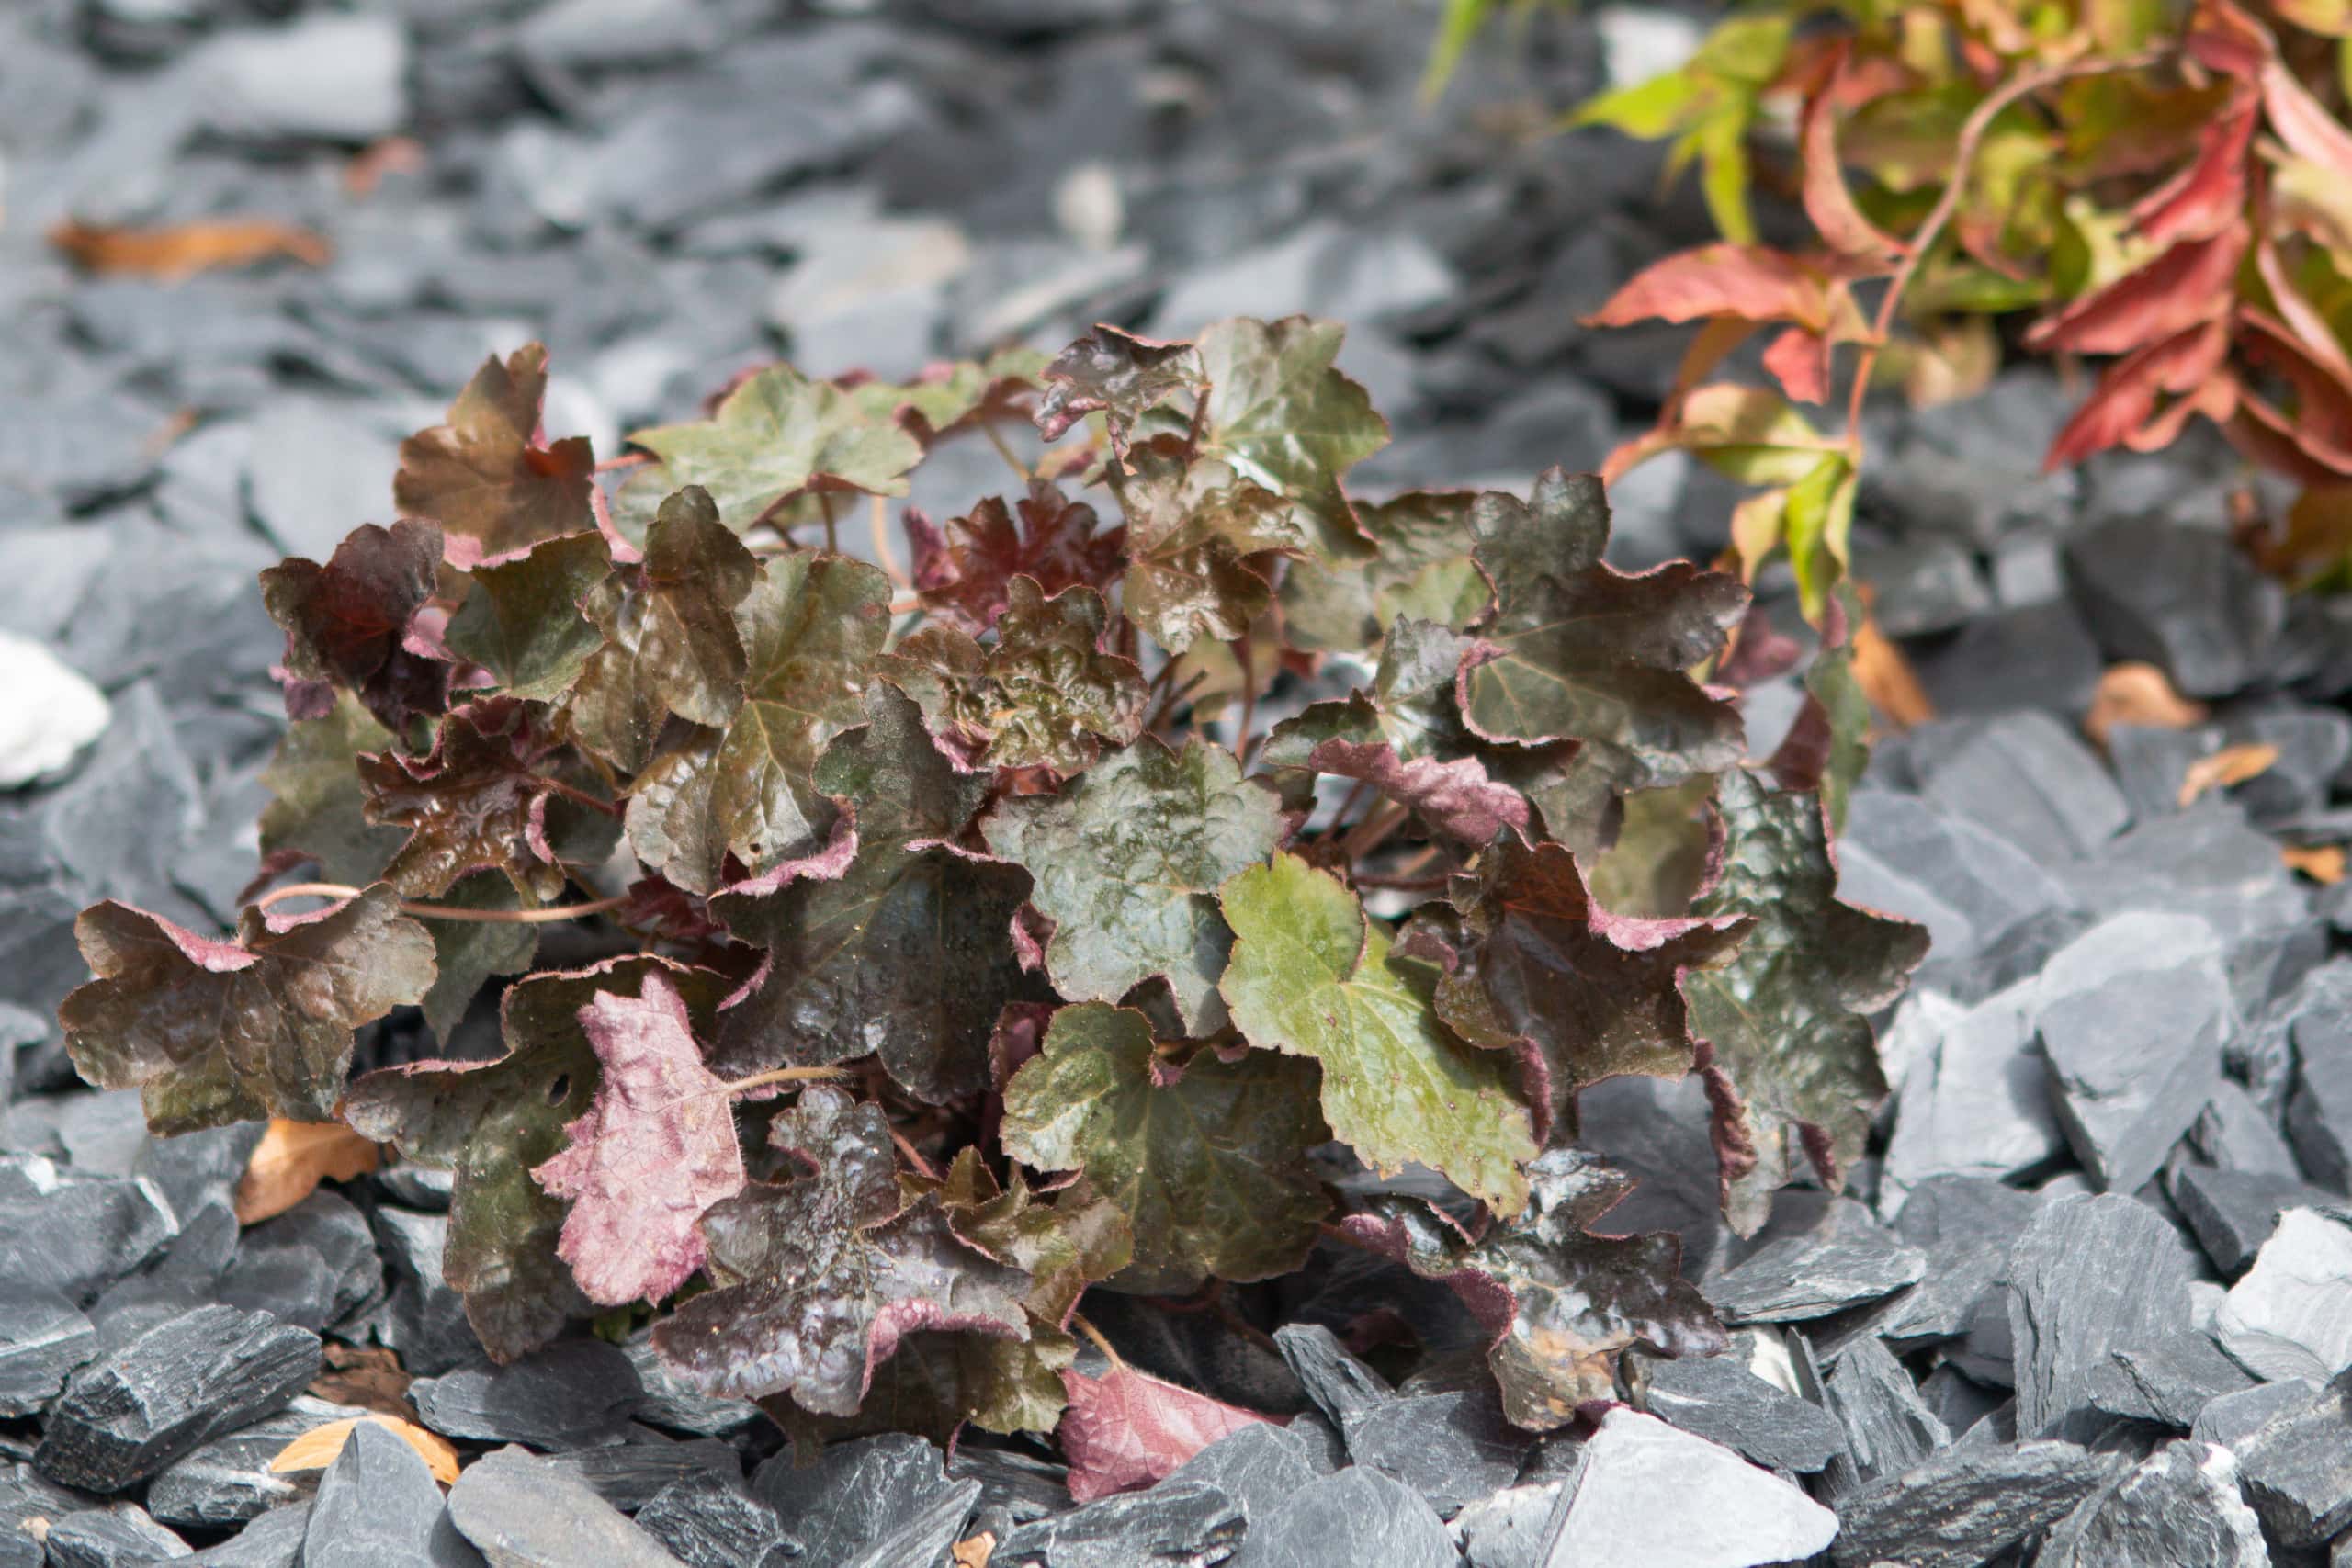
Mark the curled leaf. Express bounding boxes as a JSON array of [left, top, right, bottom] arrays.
[[1035, 326, 1208, 448], [1059, 1363, 1283, 1502], [261, 518, 448, 731], [906, 481, 1126, 636], [395, 344, 595, 566]]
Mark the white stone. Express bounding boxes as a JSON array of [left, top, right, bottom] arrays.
[[1541, 1408, 1838, 1568], [2213, 1208, 2352, 1382], [187, 16, 410, 142], [1593, 6, 1703, 87], [0, 635, 111, 789], [1054, 160, 1125, 251]]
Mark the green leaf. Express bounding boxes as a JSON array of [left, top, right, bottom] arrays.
[[1781, 454, 1855, 623], [1568, 68, 1705, 139], [1219, 853, 1537, 1215], [1035, 326, 1208, 449], [1278, 491, 1487, 656], [1414, 837, 1748, 1139], [710, 685, 1032, 1103], [568, 487, 758, 773], [1114, 436, 1304, 653], [625, 365, 924, 535], [1767, 612, 1870, 831], [1195, 316, 1388, 562], [853, 347, 1047, 445], [62, 886, 435, 1130], [1458, 469, 1747, 780], [1683, 770, 1928, 1234], [1589, 775, 1721, 919], [1000, 1003, 1328, 1293], [1340, 1148, 1725, 1429], [982, 737, 1287, 1034], [257, 692, 405, 887], [394, 344, 595, 565], [344, 955, 729, 1361], [443, 531, 610, 701], [418, 873, 539, 1046]]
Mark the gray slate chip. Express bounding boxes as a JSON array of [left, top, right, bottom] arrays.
[[1227, 1466, 1454, 1568], [0, 1284, 95, 1416], [539, 1437, 739, 1512], [1532, 1407, 1838, 1567], [145, 1398, 374, 1529], [2005, 1193, 2196, 1442], [1636, 1350, 1843, 1473], [40, 1504, 190, 1567], [0, 1175, 176, 1308], [2037, 1438, 2267, 1568], [1876, 1176, 2043, 1347], [369, 1209, 485, 1381], [995, 1477, 1245, 1566], [411, 1339, 643, 1450], [634, 1474, 800, 1568], [2037, 953, 2230, 1196], [1451, 1483, 1560, 1568], [838, 1478, 979, 1568], [180, 1504, 311, 1568], [2211, 1207, 2352, 1382], [1912, 711, 2129, 864], [1830, 1439, 2122, 1568], [1816, 1337, 1951, 1502], [752, 1433, 950, 1565], [445, 1448, 682, 1568], [2063, 516, 2284, 698], [299, 1418, 447, 1568], [36, 1306, 322, 1494], [2287, 1011, 2352, 1190], [1159, 1423, 1318, 1528], [2169, 1162, 2334, 1276], [2224, 1374, 2352, 1547], [2087, 1330, 2256, 1430], [1705, 1201, 1927, 1325], [217, 1192, 382, 1336]]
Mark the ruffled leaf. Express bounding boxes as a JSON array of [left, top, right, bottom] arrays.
[[1034, 325, 1208, 448], [443, 530, 610, 701], [1194, 315, 1387, 560], [906, 480, 1127, 637], [394, 344, 594, 565], [1279, 491, 1487, 656], [1114, 437, 1305, 653], [625, 365, 923, 535], [257, 693, 405, 887], [260, 518, 448, 731]]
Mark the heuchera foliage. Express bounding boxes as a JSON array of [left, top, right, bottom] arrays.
[[58, 320, 1926, 1455], [1521, 0, 2352, 601]]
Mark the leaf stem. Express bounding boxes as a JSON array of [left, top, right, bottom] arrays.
[[1233, 635, 1257, 762], [888, 1126, 942, 1181], [869, 495, 910, 589], [983, 422, 1032, 481], [819, 491, 840, 555], [248, 883, 634, 925], [1069, 1312, 1126, 1372], [717, 1065, 852, 1096], [1144, 670, 1208, 735], [594, 453, 650, 474], [536, 773, 624, 818], [1314, 780, 1374, 847], [1340, 800, 1413, 863]]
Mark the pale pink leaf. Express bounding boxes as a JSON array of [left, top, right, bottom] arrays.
[[1058, 1363, 1283, 1502]]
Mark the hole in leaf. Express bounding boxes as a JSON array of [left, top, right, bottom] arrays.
[[546, 1073, 570, 1107]]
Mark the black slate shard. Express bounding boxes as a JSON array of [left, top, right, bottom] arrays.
[[2036, 1438, 2267, 1568], [1158, 1422, 1318, 1527], [994, 1477, 1247, 1566], [145, 1397, 375, 1529], [216, 1190, 383, 1335], [36, 1305, 322, 1493], [1815, 1336, 1951, 1502], [634, 1472, 802, 1568], [1874, 1175, 2042, 1348], [1272, 1329, 1528, 1513], [298, 1417, 448, 1567], [1634, 1347, 1844, 1473], [540, 1434, 741, 1512], [410, 1338, 644, 1450], [2223, 1372, 2352, 1548], [371, 1208, 490, 1381], [1704, 1199, 1928, 1325], [0, 1282, 95, 1416], [1533, 1407, 1838, 1565], [2168, 1161, 2334, 1278], [2035, 942, 2231, 1196], [2005, 1193, 2196, 1442], [838, 1478, 980, 1568], [752, 1433, 953, 1565], [40, 1503, 190, 1568], [2087, 1330, 2257, 1431], [181, 1502, 311, 1568], [617, 1337, 764, 1441], [1830, 1439, 2123, 1568], [1910, 711, 2130, 864], [949, 1443, 1069, 1529], [1225, 1465, 1454, 1568], [444, 1447, 683, 1567], [0, 1172, 176, 1307], [2286, 1011, 2352, 1191], [2062, 515, 2285, 698]]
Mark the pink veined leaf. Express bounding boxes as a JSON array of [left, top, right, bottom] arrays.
[[1762, 326, 1834, 405], [531, 971, 747, 1306], [1582, 245, 1836, 333], [2043, 321, 2230, 470], [1797, 48, 1906, 263], [1304, 738, 1529, 845], [2025, 228, 2248, 355], [1058, 1362, 1283, 1502], [2132, 94, 2256, 248]]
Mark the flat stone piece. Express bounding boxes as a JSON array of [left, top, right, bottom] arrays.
[[838, 1478, 978, 1568], [1534, 1408, 1837, 1568], [218, 1192, 382, 1335], [634, 1473, 800, 1568], [1271, 1325, 1391, 1430], [145, 1398, 373, 1529], [0, 1282, 94, 1416], [445, 1447, 682, 1568], [1159, 1423, 1318, 1528], [1830, 1439, 2120, 1568], [2191, 1377, 2317, 1448], [2006, 1193, 2195, 1442], [1912, 711, 2130, 865], [539, 1437, 738, 1512], [1637, 1350, 1843, 1473], [2188, 1081, 2304, 1179], [2038, 1438, 2266, 1568], [2037, 946, 2231, 1195], [300, 1417, 445, 1567], [1882, 981, 2064, 1193], [1227, 1465, 1455, 1568], [1336, 1384, 1531, 1516], [2063, 515, 2284, 698], [2212, 1208, 2352, 1382], [752, 1433, 951, 1565], [947, 1444, 1068, 1526], [2091, 1331, 2257, 1429], [1453, 1483, 1560, 1568], [618, 1338, 763, 1439], [995, 1477, 1245, 1567], [2226, 1376, 2352, 1547], [1876, 1176, 2042, 1347], [370, 1209, 486, 1380], [0, 1174, 176, 1307], [36, 1305, 322, 1493], [1817, 1337, 1951, 1502], [2287, 1012, 2352, 1190], [42, 1503, 190, 1567], [2170, 1163, 2335, 1277], [1839, 791, 2074, 972], [1706, 1201, 1927, 1324], [181, 1503, 311, 1567], [411, 1339, 643, 1450]]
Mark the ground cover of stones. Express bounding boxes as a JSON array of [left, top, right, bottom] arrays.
[[4, 0, 2352, 1565]]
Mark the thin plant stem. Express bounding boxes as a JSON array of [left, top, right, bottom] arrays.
[[718, 1066, 851, 1095], [1340, 800, 1412, 863], [537, 773, 624, 818], [594, 453, 650, 474], [1314, 780, 1374, 848], [984, 422, 1032, 481], [889, 1126, 941, 1182], [869, 495, 909, 589], [819, 491, 839, 554], [250, 883, 633, 925], [1233, 635, 1257, 762], [1144, 670, 1208, 735], [1070, 1313, 1125, 1372]]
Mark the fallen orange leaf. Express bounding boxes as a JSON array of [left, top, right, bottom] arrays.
[[345, 136, 425, 198], [2177, 742, 2279, 807], [2283, 843, 2346, 883], [2083, 662, 2209, 749], [49, 217, 331, 281], [952, 1533, 997, 1567], [266, 1415, 460, 1486], [1850, 615, 1934, 730], [234, 1120, 380, 1224]]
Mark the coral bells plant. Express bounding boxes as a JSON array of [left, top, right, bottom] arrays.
[[55, 318, 1926, 1461]]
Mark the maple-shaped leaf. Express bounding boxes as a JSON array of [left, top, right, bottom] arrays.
[[1195, 316, 1388, 560], [999, 1003, 1328, 1293], [417, 873, 539, 1045], [1219, 853, 1538, 1216], [1034, 325, 1209, 448], [1279, 491, 1489, 655], [62, 887, 434, 1130], [978, 578, 1149, 774], [905, 480, 1126, 636], [257, 692, 406, 887], [1262, 620, 1524, 844], [1111, 436, 1306, 653], [1457, 469, 1747, 780], [344, 955, 729, 1360], [442, 530, 610, 701], [1412, 838, 1749, 1140], [1060, 1362, 1285, 1502], [260, 518, 450, 732], [531, 972, 745, 1307], [1683, 769, 1928, 1234], [650, 1085, 1032, 1412], [394, 344, 595, 566], [851, 347, 1047, 446], [982, 737, 1286, 1033], [357, 697, 614, 902], [1340, 1148, 1725, 1430], [568, 487, 757, 773], [625, 365, 924, 534], [710, 684, 1031, 1103]]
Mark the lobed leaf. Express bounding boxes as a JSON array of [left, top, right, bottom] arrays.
[[260, 518, 448, 732], [1035, 325, 1208, 449], [905, 480, 1126, 636], [394, 344, 594, 566]]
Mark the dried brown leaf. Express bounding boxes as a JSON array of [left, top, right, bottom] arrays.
[[266, 1415, 459, 1485], [2084, 663, 2211, 748], [233, 1118, 380, 1224], [2178, 741, 2280, 806], [49, 217, 330, 279]]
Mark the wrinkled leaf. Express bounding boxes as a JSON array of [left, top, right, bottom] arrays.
[[1219, 853, 1537, 1215], [260, 518, 448, 731], [62, 887, 434, 1130], [984, 737, 1286, 1033], [1114, 437, 1303, 652], [1279, 491, 1487, 655], [1060, 1362, 1284, 1502], [395, 344, 594, 565], [627, 365, 923, 534], [1195, 316, 1387, 560], [443, 530, 610, 701], [1000, 1002, 1328, 1293], [977, 579, 1149, 773], [906, 480, 1126, 636], [1035, 326, 1208, 448]]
